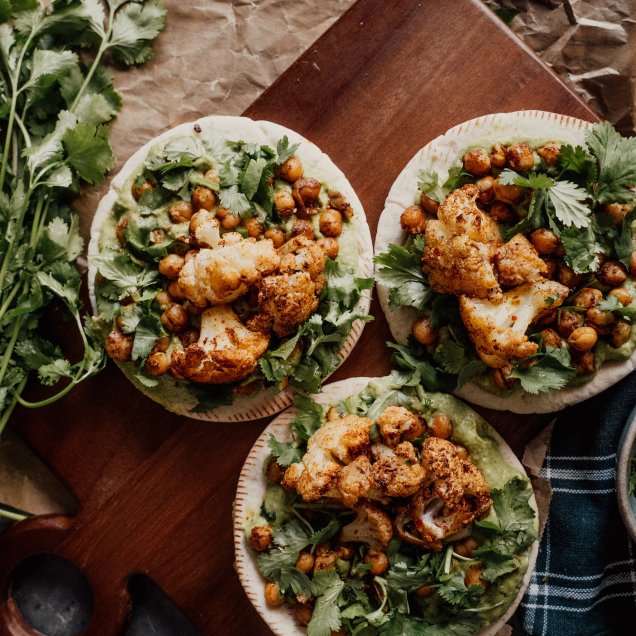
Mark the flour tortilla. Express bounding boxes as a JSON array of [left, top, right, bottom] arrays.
[[88, 116, 373, 422], [233, 376, 539, 636], [375, 110, 636, 414]]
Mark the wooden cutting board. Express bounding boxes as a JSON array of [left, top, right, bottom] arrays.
[[0, 0, 597, 634]]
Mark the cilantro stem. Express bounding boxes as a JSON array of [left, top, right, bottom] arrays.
[[0, 370, 26, 438], [0, 507, 28, 522], [15, 379, 77, 409], [0, 318, 21, 385], [0, 277, 23, 323], [0, 188, 33, 297]]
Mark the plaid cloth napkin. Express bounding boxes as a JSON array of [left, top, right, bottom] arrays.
[[518, 374, 636, 635]]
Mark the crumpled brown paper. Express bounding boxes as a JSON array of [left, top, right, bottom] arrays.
[[489, 0, 636, 134]]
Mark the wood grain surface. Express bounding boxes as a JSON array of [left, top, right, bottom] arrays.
[[0, 0, 598, 634]]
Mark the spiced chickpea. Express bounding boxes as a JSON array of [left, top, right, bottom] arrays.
[[506, 142, 535, 172], [462, 148, 491, 176], [568, 326, 598, 352], [295, 551, 315, 573], [611, 320, 632, 348], [491, 365, 516, 389], [573, 287, 602, 309], [266, 457, 284, 483], [264, 227, 285, 248], [411, 316, 438, 346], [364, 550, 389, 576], [537, 141, 561, 166], [490, 143, 507, 169], [161, 303, 189, 333], [604, 203, 630, 226], [250, 525, 273, 552], [420, 192, 439, 214], [541, 328, 562, 349], [292, 177, 321, 206], [264, 582, 284, 607], [179, 328, 199, 347], [572, 350, 596, 375], [273, 190, 296, 215], [115, 315, 127, 332], [476, 175, 496, 204], [428, 412, 453, 439], [415, 584, 434, 598], [215, 206, 230, 220], [465, 565, 488, 589], [609, 287, 633, 306], [105, 330, 133, 361], [116, 217, 131, 245], [337, 544, 355, 560], [400, 206, 426, 234], [221, 213, 241, 230], [557, 264, 584, 288], [320, 208, 343, 237], [191, 186, 216, 211], [244, 217, 264, 238], [155, 290, 171, 310], [131, 179, 152, 200], [145, 351, 170, 376], [536, 308, 557, 327], [168, 200, 194, 223], [158, 253, 185, 279], [543, 257, 558, 279], [598, 260, 628, 287], [276, 155, 303, 182], [317, 237, 339, 259], [454, 537, 479, 558], [291, 219, 315, 240], [530, 228, 559, 255], [489, 201, 514, 223], [585, 307, 615, 335], [557, 310, 584, 338], [493, 178, 524, 205], [294, 604, 313, 627], [167, 280, 186, 300]]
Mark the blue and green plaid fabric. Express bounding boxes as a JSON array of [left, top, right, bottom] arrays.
[[518, 374, 636, 635]]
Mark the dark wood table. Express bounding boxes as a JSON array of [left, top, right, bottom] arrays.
[[0, 1, 597, 634]]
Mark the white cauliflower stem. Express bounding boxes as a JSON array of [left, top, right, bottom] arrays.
[[339, 501, 393, 548]]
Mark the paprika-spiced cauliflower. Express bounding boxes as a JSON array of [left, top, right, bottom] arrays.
[[234, 376, 539, 636], [375, 111, 636, 414], [88, 117, 373, 421]]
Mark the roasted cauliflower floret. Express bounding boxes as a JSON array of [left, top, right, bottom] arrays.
[[494, 233, 548, 286], [278, 235, 326, 290], [282, 414, 372, 501], [412, 437, 492, 549], [339, 501, 393, 549], [459, 279, 569, 368], [377, 406, 425, 447], [247, 272, 318, 337], [191, 212, 221, 248], [170, 304, 269, 383], [178, 233, 279, 306], [337, 455, 375, 507], [372, 441, 426, 498]]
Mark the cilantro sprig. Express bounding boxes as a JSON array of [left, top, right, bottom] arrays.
[[0, 2, 165, 434]]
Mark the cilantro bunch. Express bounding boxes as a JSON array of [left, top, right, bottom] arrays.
[[0, 1, 165, 433]]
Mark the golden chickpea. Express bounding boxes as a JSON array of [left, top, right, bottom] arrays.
[[415, 584, 434, 598], [152, 336, 171, 353], [264, 227, 285, 248], [537, 142, 561, 166], [320, 208, 344, 237], [475, 175, 496, 204], [244, 217, 264, 238], [145, 351, 170, 376], [536, 308, 557, 327], [215, 206, 231, 220], [337, 544, 355, 560], [169, 200, 194, 223], [166, 280, 187, 300], [266, 457, 284, 483], [506, 142, 535, 172], [454, 537, 479, 558], [294, 604, 313, 626], [264, 581, 284, 607], [611, 320, 632, 348], [250, 525, 273, 552], [428, 412, 453, 439], [104, 330, 133, 362], [161, 303, 189, 333], [465, 565, 488, 589], [585, 307, 615, 335], [557, 310, 584, 338], [491, 365, 516, 389], [277, 155, 304, 183], [221, 213, 241, 230], [317, 237, 339, 259], [530, 228, 560, 255], [568, 326, 598, 352], [572, 287, 602, 309], [155, 290, 172, 310], [558, 264, 584, 288], [420, 192, 439, 214], [631, 251, 636, 277], [489, 201, 514, 223], [183, 300, 203, 316], [493, 178, 524, 205], [411, 316, 438, 346], [291, 219, 315, 240], [540, 328, 562, 349], [158, 253, 185, 280], [273, 190, 296, 215], [598, 260, 628, 288], [180, 328, 200, 347], [314, 551, 338, 573], [400, 206, 426, 234], [131, 179, 152, 200], [542, 257, 558, 279], [191, 186, 216, 211], [295, 551, 315, 573], [609, 288, 633, 306], [455, 445, 469, 460], [462, 148, 491, 176], [490, 143, 507, 169], [364, 550, 389, 576], [115, 217, 131, 245], [292, 177, 322, 207], [572, 350, 596, 375], [115, 315, 127, 332], [604, 203, 630, 227], [326, 406, 341, 421]]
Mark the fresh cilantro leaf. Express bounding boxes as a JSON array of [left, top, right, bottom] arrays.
[[307, 570, 344, 636], [473, 545, 518, 582], [131, 314, 163, 361], [499, 169, 555, 190], [39, 215, 83, 262], [386, 556, 432, 592], [547, 180, 591, 228], [290, 393, 324, 442], [267, 434, 303, 467], [614, 207, 636, 268], [560, 224, 600, 273], [38, 358, 73, 386], [219, 185, 251, 216], [558, 144, 595, 177], [241, 157, 268, 200], [437, 573, 484, 609], [510, 346, 577, 393], [417, 169, 444, 202], [276, 135, 300, 164], [23, 49, 78, 96], [442, 166, 474, 191], [63, 123, 115, 184], [389, 341, 455, 392], [599, 295, 636, 320]]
